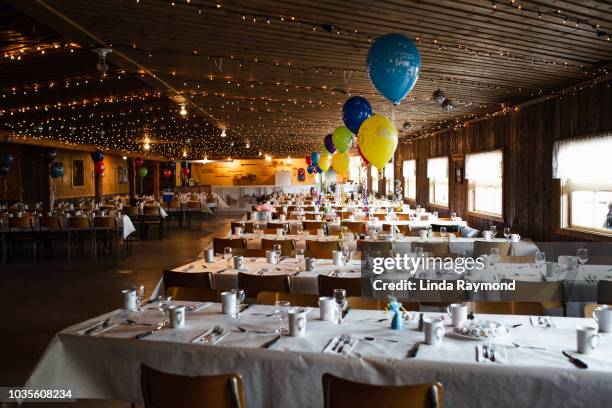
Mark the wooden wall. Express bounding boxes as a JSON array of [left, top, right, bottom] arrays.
[[0, 143, 22, 201], [395, 80, 612, 242]]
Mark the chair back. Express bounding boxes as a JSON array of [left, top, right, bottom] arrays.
[[257, 291, 319, 307], [341, 221, 366, 235], [306, 240, 340, 259], [382, 223, 411, 236], [598, 281, 612, 304], [469, 301, 545, 315], [411, 242, 451, 257], [230, 222, 246, 232], [318, 275, 362, 297], [499, 255, 535, 264], [322, 373, 442, 408], [430, 224, 460, 233], [144, 206, 161, 216], [303, 221, 327, 233], [124, 206, 140, 217], [67, 216, 91, 230], [237, 272, 291, 299], [141, 365, 245, 408], [501, 279, 564, 309], [186, 201, 201, 209], [213, 237, 247, 254], [40, 216, 62, 231], [395, 213, 410, 221], [357, 241, 392, 258], [472, 241, 511, 258], [163, 270, 213, 291], [267, 222, 290, 230], [93, 216, 117, 229], [262, 239, 295, 256], [231, 248, 268, 258], [168, 200, 182, 209], [9, 216, 33, 231]]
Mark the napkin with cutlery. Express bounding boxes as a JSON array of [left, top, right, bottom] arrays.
[[192, 327, 229, 345], [323, 335, 358, 356], [476, 344, 508, 364], [186, 302, 212, 312], [529, 315, 555, 328], [78, 319, 119, 336]]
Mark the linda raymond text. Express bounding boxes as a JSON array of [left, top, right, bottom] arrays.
[[372, 279, 516, 292]]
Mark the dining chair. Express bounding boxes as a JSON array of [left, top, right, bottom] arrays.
[[347, 296, 420, 311], [318, 275, 362, 297], [237, 272, 291, 299], [303, 221, 327, 234], [341, 221, 367, 235], [164, 269, 213, 290], [7, 216, 37, 259], [411, 242, 452, 257], [382, 223, 411, 236], [322, 373, 442, 408], [93, 216, 120, 258], [141, 365, 245, 408], [597, 281, 612, 304], [267, 221, 290, 230], [501, 279, 564, 311], [430, 224, 460, 233], [143, 206, 164, 239], [242, 222, 256, 233], [469, 301, 545, 316], [166, 200, 184, 227], [306, 240, 340, 259], [186, 201, 204, 228], [357, 241, 393, 258], [256, 291, 319, 307], [262, 238, 295, 256], [472, 241, 511, 258], [372, 213, 387, 221], [67, 216, 94, 259], [38, 215, 70, 261], [394, 213, 410, 221], [584, 303, 611, 318], [231, 248, 268, 258], [409, 225, 428, 237], [230, 221, 246, 233], [498, 255, 535, 263], [213, 237, 247, 254]]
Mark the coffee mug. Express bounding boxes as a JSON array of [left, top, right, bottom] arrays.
[[233, 255, 244, 270], [576, 326, 600, 354], [276, 228, 284, 237], [510, 234, 521, 242], [305, 257, 315, 271], [233, 226, 242, 237], [593, 305, 612, 333], [221, 292, 237, 316], [122, 289, 138, 311], [169, 305, 186, 328], [447, 303, 468, 327], [280, 214, 286, 221], [332, 250, 343, 266], [418, 230, 427, 239], [318, 297, 335, 321], [288, 308, 307, 337], [266, 250, 277, 264], [482, 230, 492, 240], [424, 317, 445, 345], [205, 248, 215, 263]]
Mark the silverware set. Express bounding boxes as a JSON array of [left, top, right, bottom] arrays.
[[330, 270, 343, 277], [182, 265, 194, 272], [135, 322, 165, 339], [330, 335, 351, 354], [257, 268, 268, 275], [584, 273, 599, 283], [198, 325, 225, 343], [84, 317, 111, 335], [535, 316, 554, 328], [482, 344, 497, 362]]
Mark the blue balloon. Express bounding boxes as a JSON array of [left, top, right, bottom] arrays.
[[49, 162, 64, 179], [92, 150, 104, 162], [367, 33, 421, 105], [168, 161, 176, 170], [307, 166, 314, 174], [180, 161, 188, 169], [342, 96, 373, 134], [310, 152, 320, 166], [1, 153, 14, 168]]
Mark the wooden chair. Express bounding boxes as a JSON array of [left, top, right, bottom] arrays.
[[230, 221, 246, 234], [143, 206, 164, 239], [231, 248, 268, 258], [411, 242, 452, 257], [67, 216, 94, 259], [430, 224, 460, 233], [472, 241, 511, 258], [498, 255, 535, 263], [372, 213, 387, 221], [322, 373, 442, 408], [186, 201, 203, 228], [213, 237, 247, 255], [262, 238, 295, 256], [237, 272, 291, 299], [257, 291, 319, 307], [303, 221, 327, 234], [501, 279, 564, 310], [306, 240, 340, 259], [469, 301, 545, 316], [395, 213, 410, 221], [38, 216, 70, 260], [141, 365, 245, 408], [597, 281, 612, 304], [93, 216, 120, 258], [165, 200, 184, 227], [318, 275, 362, 297], [341, 221, 367, 235], [357, 241, 393, 258], [267, 221, 290, 231], [7, 216, 37, 259], [382, 223, 411, 236]]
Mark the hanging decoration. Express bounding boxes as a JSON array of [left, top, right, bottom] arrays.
[[323, 133, 336, 154], [305, 155, 313, 166], [138, 166, 148, 178], [366, 33, 421, 105], [441, 99, 454, 111], [357, 114, 398, 170], [180, 161, 188, 169], [331, 151, 350, 175], [163, 168, 172, 178], [402, 121, 412, 131], [182, 167, 189, 176], [307, 165, 315, 174], [357, 145, 369, 165], [49, 162, 64, 179], [342, 96, 372, 134], [310, 151, 320, 167], [332, 126, 353, 153], [92, 150, 105, 162], [297, 168, 306, 181], [135, 157, 144, 167], [432, 89, 446, 104], [318, 153, 332, 172], [168, 161, 176, 170], [94, 161, 106, 175]]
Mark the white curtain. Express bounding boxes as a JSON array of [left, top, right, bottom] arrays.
[[427, 157, 448, 179], [553, 134, 612, 181], [403, 160, 416, 178], [465, 150, 503, 180]]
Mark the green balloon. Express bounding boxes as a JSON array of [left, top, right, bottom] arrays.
[[332, 126, 353, 153], [138, 166, 148, 178]]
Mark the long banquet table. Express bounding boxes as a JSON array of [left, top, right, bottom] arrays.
[[26, 303, 612, 407]]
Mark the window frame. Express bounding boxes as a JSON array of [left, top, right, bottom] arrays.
[[465, 149, 504, 221], [402, 160, 416, 201], [561, 179, 612, 236], [427, 156, 449, 209]]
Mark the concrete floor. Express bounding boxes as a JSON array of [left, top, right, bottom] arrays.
[[0, 214, 238, 407]]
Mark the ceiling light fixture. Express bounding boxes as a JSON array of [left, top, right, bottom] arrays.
[[179, 104, 187, 116], [92, 48, 112, 75]]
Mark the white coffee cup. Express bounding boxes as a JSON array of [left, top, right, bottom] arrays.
[[424, 317, 445, 345], [332, 250, 343, 266], [221, 292, 237, 316], [280, 214, 286, 221], [122, 289, 138, 311], [593, 305, 612, 333], [169, 305, 186, 328], [266, 250, 277, 264], [418, 230, 427, 239], [510, 234, 521, 242], [482, 230, 492, 240], [317, 228, 324, 238], [447, 303, 468, 327], [318, 297, 335, 321], [576, 326, 600, 354], [233, 226, 242, 237], [288, 308, 307, 337], [205, 248, 215, 263]]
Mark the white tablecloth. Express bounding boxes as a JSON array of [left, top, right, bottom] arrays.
[[26, 304, 612, 407], [121, 215, 136, 239]]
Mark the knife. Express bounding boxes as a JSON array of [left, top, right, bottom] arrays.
[[135, 330, 155, 340], [216, 268, 228, 274], [84, 318, 110, 335], [407, 342, 420, 358], [262, 335, 281, 349], [562, 351, 588, 369]]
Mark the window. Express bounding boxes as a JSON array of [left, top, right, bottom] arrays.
[[348, 155, 361, 184], [465, 150, 503, 218], [403, 160, 416, 200], [370, 166, 378, 194], [554, 135, 612, 234], [384, 162, 394, 196], [427, 157, 448, 207]]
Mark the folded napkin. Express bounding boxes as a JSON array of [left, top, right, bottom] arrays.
[[186, 302, 213, 312], [77, 321, 119, 336], [192, 328, 230, 345], [323, 336, 358, 356], [476, 344, 507, 364], [529, 315, 555, 328]]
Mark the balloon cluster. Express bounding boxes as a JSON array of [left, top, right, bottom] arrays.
[[432, 89, 454, 112], [49, 162, 64, 179], [92, 149, 106, 175], [180, 161, 189, 176]]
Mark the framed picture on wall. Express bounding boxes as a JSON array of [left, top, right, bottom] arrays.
[[72, 159, 84, 187], [118, 166, 128, 184]]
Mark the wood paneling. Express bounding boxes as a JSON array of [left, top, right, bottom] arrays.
[[0, 143, 22, 202], [395, 79, 612, 242]]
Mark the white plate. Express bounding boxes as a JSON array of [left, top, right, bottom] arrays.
[[452, 320, 510, 341]]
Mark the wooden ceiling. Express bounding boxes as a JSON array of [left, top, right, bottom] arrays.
[[2, 0, 612, 159]]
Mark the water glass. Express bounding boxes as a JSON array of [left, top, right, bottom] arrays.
[[450, 212, 457, 221], [440, 227, 447, 238], [490, 225, 497, 238], [157, 296, 172, 326], [296, 248, 305, 261], [231, 288, 245, 318], [504, 227, 511, 241], [535, 250, 546, 273], [341, 244, 350, 265], [224, 247, 233, 268], [275, 300, 291, 335], [273, 243, 282, 259], [577, 248, 588, 272], [132, 283, 145, 312], [333, 289, 347, 324], [283, 223, 289, 236], [296, 223, 304, 236]]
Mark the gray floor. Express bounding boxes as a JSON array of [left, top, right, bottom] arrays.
[[0, 214, 239, 407]]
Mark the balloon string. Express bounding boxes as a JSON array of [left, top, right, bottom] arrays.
[[391, 104, 396, 126]]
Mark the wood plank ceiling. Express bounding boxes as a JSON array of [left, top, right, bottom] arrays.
[[2, 0, 612, 159]]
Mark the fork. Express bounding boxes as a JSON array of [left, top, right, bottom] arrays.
[[332, 335, 346, 352], [200, 325, 223, 343], [337, 335, 351, 353]]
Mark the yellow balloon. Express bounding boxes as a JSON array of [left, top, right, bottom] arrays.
[[331, 151, 350, 175], [357, 114, 398, 170], [318, 153, 332, 172]]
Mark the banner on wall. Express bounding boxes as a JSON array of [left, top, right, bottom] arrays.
[[275, 170, 291, 186]]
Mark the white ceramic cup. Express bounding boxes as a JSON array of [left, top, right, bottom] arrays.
[[510, 234, 521, 242], [482, 230, 492, 240], [447, 303, 468, 327], [122, 289, 138, 311], [276, 228, 284, 237], [288, 308, 307, 337], [418, 230, 427, 239], [266, 250, 277, 264], [332, 250, 343, 266], [318, 297, 335, 321], [593, 305, 612, 333], [280, 214, 286, 221], [424, 317, 445, 346], [233, 226, 242, 237], [233, 255, 244, 270], [169, 305, 186, 328], [205, 248, 215, 263], [221, 292, 237, 316], [577, 326, 601, 354]]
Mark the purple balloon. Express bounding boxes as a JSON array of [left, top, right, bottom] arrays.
[[324, 133, 336, 154]]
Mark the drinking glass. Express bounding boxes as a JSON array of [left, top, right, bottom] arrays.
[[333, 289, 347, 324], [341, 244, 350, 265], [535, 250, 546, 272], [132, 283, 145, 312], [296, 223, 304, 236], [283, 223, 289, 236], [231, 288, 245, 318], [275, 300, 291, 335], [157, 296, 172, 326], [253, 223, 260, 235], [296, 248, 305, 261], [440, 227, 447, 238], [450, 212, 457, 221], [577, 248, 588, 272], [224, 247, 233, 268], [273, 243, 282, 260], [504, 227, 511, 241], [490, 225, 497, 238]]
